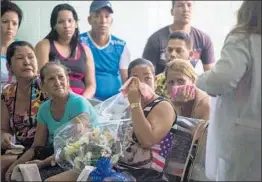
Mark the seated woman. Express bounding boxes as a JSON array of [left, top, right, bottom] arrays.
[[35, 3, 96, 99], [1, 1, 23, 88], [43, 58, 177, 181], [165, 59, 210, 121], [1, 41, 46, 181], [115, 58, 177, 180], [4, 62, 98, 181]]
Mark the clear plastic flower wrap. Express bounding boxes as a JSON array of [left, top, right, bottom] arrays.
[[94, 93, 131, 122], [54, 93, 132, 173]]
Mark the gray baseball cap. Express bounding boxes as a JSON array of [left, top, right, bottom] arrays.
[[89, 0, 113, 13]]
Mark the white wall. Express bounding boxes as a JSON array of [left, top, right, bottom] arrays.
[[14, 1, 242, 61]]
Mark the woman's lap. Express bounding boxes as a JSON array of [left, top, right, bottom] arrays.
[[1, 154, 18, 180], [41, 166, 181, 182], [39, 165, 67, 181], [44, 169, 78, 181], [1, 154, 18, 168], [115, 167, 168, 182]]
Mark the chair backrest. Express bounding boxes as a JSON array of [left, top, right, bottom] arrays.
[[163, 116, 207, 182], [181, 121, 208, 182], [185, 123, 209, 181]]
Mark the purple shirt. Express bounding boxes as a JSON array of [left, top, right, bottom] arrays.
[[142, 26, 215, 75]]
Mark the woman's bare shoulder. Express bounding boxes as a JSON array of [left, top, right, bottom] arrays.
[[151, 98, 175, 116], [35, 39, 50, 49]]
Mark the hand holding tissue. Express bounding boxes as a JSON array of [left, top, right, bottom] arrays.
[[119, 77, 154, 103], [170, 84, 196, 103]]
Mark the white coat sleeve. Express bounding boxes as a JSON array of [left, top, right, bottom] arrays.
[[196, 34, 250, 95]]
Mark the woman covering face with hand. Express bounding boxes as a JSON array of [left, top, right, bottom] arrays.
[[115, 58, 177, 181], [165, 59, 210, 121], [46, 58, 177, 182]]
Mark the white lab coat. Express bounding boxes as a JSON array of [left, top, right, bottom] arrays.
[[197, 33, 261, 181]]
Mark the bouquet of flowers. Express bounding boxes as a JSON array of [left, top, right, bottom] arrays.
[[54, 94, 132, 173]]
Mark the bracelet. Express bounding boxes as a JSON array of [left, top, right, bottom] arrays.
[[51, 159, 56, 166], [130, 102, 141, 110]]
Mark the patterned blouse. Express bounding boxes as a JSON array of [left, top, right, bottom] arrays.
[[155, 73, 169, 99], [1, 79, 47, 147]]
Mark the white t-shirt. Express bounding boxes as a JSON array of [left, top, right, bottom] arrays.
[[1, 55, 9, 84], [1, 55, 15, 90]]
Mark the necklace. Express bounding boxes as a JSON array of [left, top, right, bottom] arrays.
[[12, 82, 33, 143]]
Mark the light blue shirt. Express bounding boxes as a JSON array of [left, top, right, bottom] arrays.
[[37, 92, 98, 145], [1, 55, 16, 89], [1, 55, 9, 85], [80, 32, 130, 101]]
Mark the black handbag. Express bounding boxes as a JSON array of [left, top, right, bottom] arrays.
[[34, 146, 54, 160]]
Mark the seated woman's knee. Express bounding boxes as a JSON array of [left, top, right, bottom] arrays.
[[1, 155, 17, 169], [1, 155, 17, 180], [44, 170, 78, 182]]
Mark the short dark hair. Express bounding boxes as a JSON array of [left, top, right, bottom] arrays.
[[127, 58, 155, 78], [172, 0, 176, 8], [6, 41, 35, 65], [172, 1, 194, 9], [39, 61, 69, 83], [168, 31, 193, 50], [1, 0, 23, 27]]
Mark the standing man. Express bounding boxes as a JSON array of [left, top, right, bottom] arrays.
[[143, 0, 215, 75], [80, 0, 131, 101]]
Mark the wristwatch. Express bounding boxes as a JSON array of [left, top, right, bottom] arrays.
[[130, 102, 141, 110]]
